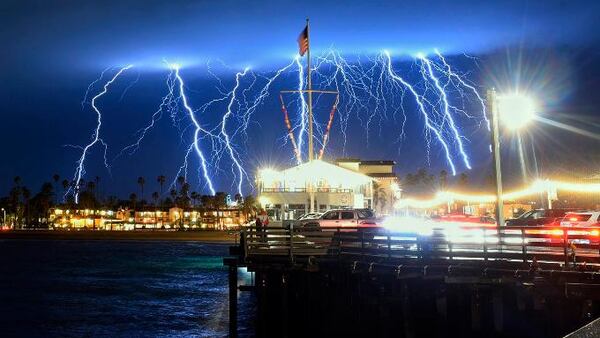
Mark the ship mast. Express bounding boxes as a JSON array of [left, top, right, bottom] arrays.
[[306, 18, 314, 162]]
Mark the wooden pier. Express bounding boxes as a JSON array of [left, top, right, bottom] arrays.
[[225, 225, 600, 337]]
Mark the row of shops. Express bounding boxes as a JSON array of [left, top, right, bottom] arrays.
[[49, 207, 248, 230]]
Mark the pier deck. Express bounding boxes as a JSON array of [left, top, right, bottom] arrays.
[[226, 225, 600, 337]]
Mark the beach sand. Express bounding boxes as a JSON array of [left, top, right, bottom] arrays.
[[0, 230, 238, 243]]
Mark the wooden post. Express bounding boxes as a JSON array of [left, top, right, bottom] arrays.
[[228, 264, 238, 337], [471, 287, 481, 331], [401, 282, 415, 338], [563, 229, 569, 267], [521, 228, 527, 263], [493, 289, 504, 333], [289, 223, 294, 263]]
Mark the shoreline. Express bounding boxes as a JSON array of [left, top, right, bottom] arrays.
[[0, 230, 238, 243]]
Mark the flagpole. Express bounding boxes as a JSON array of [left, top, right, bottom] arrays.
[[306, 18, 314, 163], [306, 18, 315, 213]]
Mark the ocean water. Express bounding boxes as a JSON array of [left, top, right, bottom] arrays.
[[0, 240, 254, 337]]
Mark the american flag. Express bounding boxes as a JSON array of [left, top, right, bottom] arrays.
[[297, 25, 309, 56]]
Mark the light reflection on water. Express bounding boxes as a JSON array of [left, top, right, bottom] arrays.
[[0, 240, 254, 337]]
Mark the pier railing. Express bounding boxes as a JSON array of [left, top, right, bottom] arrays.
[[239, 225, 600, 268]]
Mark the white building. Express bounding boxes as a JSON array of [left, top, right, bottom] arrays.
[[256, 159, 399, 221]]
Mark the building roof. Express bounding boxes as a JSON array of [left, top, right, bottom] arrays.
[[335, 158, 361, 163], [259, 160, 373, 188], [367, 173, 398, 178], [360, 160, 396, 166]]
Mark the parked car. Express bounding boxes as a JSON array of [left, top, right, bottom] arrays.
[[505, 208, 581, 227], [296, 212, 323, 221], [560, 211, 600, 227], [299, 208, 382, 230], [431, 213, 496, 227]]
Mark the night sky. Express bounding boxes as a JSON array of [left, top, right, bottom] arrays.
[[1, 0, 600, 198]]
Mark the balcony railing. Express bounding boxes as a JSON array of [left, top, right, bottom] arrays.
[[261, 187, 354, 193]]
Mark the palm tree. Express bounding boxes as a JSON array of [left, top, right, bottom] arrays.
[[190, 191, 199, 208], [201, 195, 215, 228], [439, 170, 448, 191], [129, 193, 138, 210], [22, 187, 31, 228], [151, 191, 160, 227], [95, 176, 100, 201], [152, 192, 160, 207], [179, 183, 191, 208], [61, 179, 69, 203], [214, 192, 227, 230], [170, 189, 177, 207], [458, 172, 469, 188], [176, 176, 185, 189], [372, 181, 387, 213], [137, 177, 145, 205], [157, 175, 166, 200], [86, 181, 96, 207], [242, 195, 258, 223], [52, 174, 60, 204]]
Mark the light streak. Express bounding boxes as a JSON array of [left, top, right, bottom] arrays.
[[70, 65, 133, 203], [395, 179, 600, 209]]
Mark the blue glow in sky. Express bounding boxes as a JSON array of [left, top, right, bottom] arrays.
[[3, 0, 599, 71]]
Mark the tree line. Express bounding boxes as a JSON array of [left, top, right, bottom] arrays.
[[399, 168, 495, 198], [0, 174, 259, 228]]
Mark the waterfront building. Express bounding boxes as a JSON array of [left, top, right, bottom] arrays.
[[256, 158, 400, 221], [49, 207, 248, 230]]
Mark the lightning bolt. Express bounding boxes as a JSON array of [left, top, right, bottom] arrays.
[[419, 55, 471, 170], [114, 68, 177, 160], [81, 66, 113, 110], [239, 59, 296, 136], [69, 65, 133, 203], [71, 49, 488, 197], [220, 67, 250, 197], [294, 56, 308, 163], [434, 49, 490, 131], [172, 65, 217, 195], [382, 51, 457, 175]]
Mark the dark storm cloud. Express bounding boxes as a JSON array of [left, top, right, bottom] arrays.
[[1, 0, 599, 196]]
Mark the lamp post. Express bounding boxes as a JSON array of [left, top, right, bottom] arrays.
[[487, 89, 537, 227], [1, 208, 5, 228]]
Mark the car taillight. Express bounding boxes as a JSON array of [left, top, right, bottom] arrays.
[[550, 229, 564, 236]]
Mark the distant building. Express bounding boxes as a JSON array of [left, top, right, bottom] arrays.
[[256, 159, 399, 221], [49, 207, 247, 230], [336, 158, 401, 216]]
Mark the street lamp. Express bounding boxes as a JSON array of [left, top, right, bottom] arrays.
[[1, 208, 5, 228], [496, 94, 537, 130], [488, 89, 537, 227]]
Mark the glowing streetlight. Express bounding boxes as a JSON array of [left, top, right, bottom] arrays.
[[496, 94, 537, 130], [487, 89, 538, 227]]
